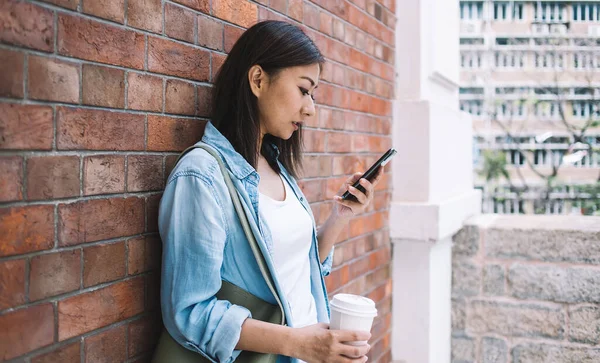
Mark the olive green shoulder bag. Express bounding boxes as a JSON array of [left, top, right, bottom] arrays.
[[152, 144, 285, 363]]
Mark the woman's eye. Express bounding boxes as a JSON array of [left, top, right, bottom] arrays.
[[299, 87, 315, 101]]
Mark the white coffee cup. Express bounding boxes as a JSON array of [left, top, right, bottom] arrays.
[[329, 293, 378, 346]]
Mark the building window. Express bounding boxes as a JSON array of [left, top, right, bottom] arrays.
[[461, 52, 482, 68], [535, 2, 566, 22], [494, 2, 525, 20], [460, 1, 483, 20], [535, 53, 564, 69], [460, 100, 483, 116], [460, 87, 485, 95], [573, 53, 600, 69], [573, 3, 600, 22], [572, 101, 600, 119], [535, 101, 561, 120], [495, 52, 526, 68], [497, 101, 527, 120]]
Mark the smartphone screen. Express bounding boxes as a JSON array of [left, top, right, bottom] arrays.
[[341, 148, 397, 202]]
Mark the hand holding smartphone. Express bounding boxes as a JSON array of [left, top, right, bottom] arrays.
[[341, 148, 397, 202]]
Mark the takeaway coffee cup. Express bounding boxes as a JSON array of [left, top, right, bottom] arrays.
[[329, 294, 378, 346]]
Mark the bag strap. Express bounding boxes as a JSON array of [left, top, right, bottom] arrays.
[[175, 144, 286, 326]]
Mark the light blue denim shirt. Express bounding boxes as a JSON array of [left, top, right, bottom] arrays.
[[158, 122, 333, 363]]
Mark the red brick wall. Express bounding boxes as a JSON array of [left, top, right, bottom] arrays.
[[0, 0, 395, 361]]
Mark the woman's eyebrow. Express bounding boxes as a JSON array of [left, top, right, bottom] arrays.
[[300, 76, 318, 88]]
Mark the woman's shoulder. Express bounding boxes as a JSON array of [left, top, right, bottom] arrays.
[[167, 146, 222, 185]]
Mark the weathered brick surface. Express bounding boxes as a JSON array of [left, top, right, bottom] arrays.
[[453, 215, 600, 363], [0, 303, 54, 360], [466, 300, 565, 339], [1, 0, 396, 360], [30, 249, 82, 300], [509, 264, 600, 303]]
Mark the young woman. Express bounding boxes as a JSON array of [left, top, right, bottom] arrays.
[[157, 20, 383, 363]]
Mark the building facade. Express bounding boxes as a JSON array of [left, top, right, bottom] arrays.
[[459, 0, 600, 215]]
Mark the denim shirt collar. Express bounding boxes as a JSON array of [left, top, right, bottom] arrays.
[[201, 122, 281, 180]]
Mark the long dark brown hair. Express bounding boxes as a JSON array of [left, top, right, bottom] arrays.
[[211, 20, 325, 178]]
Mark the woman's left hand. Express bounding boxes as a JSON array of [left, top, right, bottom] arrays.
[[332, 167, 385, 219]]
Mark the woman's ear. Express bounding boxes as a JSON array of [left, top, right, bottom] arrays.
[[248, 65, 266, 98]]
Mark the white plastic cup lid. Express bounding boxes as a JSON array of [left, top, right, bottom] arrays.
[[330, 294, 377, 317]]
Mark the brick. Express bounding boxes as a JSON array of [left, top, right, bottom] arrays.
[[0, 0, 54, 52], [58, 278, 144, 340], [482, 337, 507, 363], [39, 0, 79, 10], [127, 235, 161, 275], [269, 0, 286, 13], [466, 300, 565, 339], [211, 52, 226, 81], [146, 194, 161, 232], [57, 107, 145, 151], [512, 343, 600, 362], [172, 0, 209, 13], [333, 18, 345, 41], [148, 37, 210, 81], [0, 205, 54, 257], [332, 155, 367, 176], [127, 155, 164, 192], [327, 131, 353, 153], [147, 115, 206, 151], [0, 304, 54, 361], [58, 14, 145, 69], [26, 155, 80, 200], [452, 298, 466, 332], [32, 342, 81, 363], [58, 197, 145, 246], [0, 259, 26, 310], [0, 103, 53, 150], [301, 155, 332, 178], [83, 155, 126, 196], [452, 225, 480, 257], [288, 0, 303, 21], [30, 249, 81, 301], [568, 305, 600, 344], [483, 264, 505, 296], [451, 336, 475, 363], [509, 264, 600, 303], [0, 49, 24, 98], [165, 79, 195, 115], [304, 2, 320, 30], [82, 0, 125, 23], [224, 25, 245, 53], [212, 0, 257, 28], [165, 3, 195, 43], [127, 0, 162, 33], [84, 242, 126, 287], [82, 64, 125, 108], [486, 228, 600, 264], [197, 15, 223, 51], [84, 325, 127, 363], [127, 73, 163, 112], [0, 156, 23, 202], [128, 316, 161, 357], [302, 129, 326, 152], [196, 84, 213, 117], [319, 12, 333, 35]]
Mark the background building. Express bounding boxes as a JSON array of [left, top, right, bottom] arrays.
[[459, 0, 600, 215]]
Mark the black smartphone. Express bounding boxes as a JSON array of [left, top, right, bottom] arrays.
[[341, 148, 397, 202]]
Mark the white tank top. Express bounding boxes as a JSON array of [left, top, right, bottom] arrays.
[[258, 175, 318, 329]]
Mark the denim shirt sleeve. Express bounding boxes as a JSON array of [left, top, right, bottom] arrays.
[[159, 171, 251, 363], [320, 248, 334, 277]]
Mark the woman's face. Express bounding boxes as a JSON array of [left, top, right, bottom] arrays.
[[250, 64, 320, 140]]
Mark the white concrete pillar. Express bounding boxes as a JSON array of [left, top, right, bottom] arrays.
[[391, 0, 481, 362]]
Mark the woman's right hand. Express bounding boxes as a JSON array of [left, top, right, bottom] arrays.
[[289, 323, 371, 363]]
